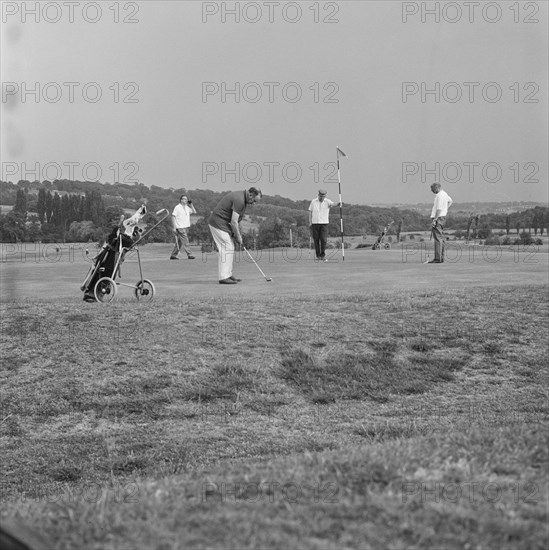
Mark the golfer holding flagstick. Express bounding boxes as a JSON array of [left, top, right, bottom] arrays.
[[309, 189, 341, 261]]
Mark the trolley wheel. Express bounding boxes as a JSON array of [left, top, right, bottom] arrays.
[[384, 243, 391, 250], [372, 243, 381, 250], [134, 279, 155, 302], [94, 277, 117, 303]]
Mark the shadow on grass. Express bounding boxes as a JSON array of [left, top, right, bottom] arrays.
[[280, 346, 466, 403]]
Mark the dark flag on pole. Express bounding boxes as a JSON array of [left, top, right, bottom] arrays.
[[336, 147, 348, 260]]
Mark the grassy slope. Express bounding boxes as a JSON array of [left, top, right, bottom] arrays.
[[1, 285, 548, 549]]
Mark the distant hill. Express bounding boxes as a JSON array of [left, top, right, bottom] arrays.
[[1, 180, 547, 244], [375, 201, 546, 214]]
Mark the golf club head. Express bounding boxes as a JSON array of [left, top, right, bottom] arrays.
[[156, 208, 168, 216], [266, 278, 273, 282]]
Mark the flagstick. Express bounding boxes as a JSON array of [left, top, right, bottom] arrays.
[[336, 147, 347, 261]]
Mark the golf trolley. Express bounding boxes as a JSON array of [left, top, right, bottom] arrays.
[[80, 207, 170, 303], [371, 220, 394, 250]]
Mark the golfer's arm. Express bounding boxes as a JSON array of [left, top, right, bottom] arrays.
[[190, 204, 197, 214], [309, 211, 312, 225], [230, 211, 242, 242], [171, 214, 177, 230]]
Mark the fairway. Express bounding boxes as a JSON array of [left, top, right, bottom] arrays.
[[1, 245, 548, 550]]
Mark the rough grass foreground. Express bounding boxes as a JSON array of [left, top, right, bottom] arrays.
[[1, 284, 548, 549]]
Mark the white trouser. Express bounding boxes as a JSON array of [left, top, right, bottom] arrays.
[[209, 225, 235, 280]]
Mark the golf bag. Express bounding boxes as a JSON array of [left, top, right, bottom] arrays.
[[81, 230, 134, 299], [81, 206, 147, 301], [372, 220, 394, 250]]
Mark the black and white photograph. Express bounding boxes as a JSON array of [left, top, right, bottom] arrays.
[[1, 1, 548, 548]]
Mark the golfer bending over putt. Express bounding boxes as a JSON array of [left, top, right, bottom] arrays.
[[208, 187, 262, 284]]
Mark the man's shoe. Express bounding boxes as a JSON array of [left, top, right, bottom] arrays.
[[170, 256, 179, 260], [219, 278, 238, 284], [428, 260, 442, 263], [188, 255, 195, 260], [229, 276, 242, 282]]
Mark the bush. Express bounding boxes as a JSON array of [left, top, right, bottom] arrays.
[[520, 232, 535, 245], [484, 235, 501, 246], [501, 236, 511, 245], [477, 224, 492, 239], [336, 241, 352, 249], [513, 239, 521, 245], [535, 238, 543, 245]]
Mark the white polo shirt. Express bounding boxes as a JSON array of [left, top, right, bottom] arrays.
[[309, 198, 334, 224], [172, 203, 192, 229], [431, 190, 453, 218]]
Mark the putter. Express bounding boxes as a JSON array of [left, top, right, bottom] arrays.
[[242, 246, 272, 282]]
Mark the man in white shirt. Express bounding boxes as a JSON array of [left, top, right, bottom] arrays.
[[429, 183, 453, 263], [308, 189, 339, 261], [170, 194, 197, 260]]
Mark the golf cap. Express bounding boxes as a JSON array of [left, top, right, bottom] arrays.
[[318, 189, 327, 196]]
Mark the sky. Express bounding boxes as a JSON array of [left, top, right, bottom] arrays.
[[1, 0, 548, 205]]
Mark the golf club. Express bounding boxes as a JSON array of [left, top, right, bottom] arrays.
[[242, 246, 272, 282]]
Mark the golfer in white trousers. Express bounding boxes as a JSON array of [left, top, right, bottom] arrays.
[[208, 188, 262, 284]]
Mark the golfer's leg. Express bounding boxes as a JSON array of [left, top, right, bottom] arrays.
[[209, 226, 224, 279], [171, 234, 180, 257], [221, 233, 235, 279], [209, 226, 234, 280], [319, 225, 328, 258], [438, 217, 446, 261], [180, 228, 192, 255], [312, 225, 321, 257], [433, 222, 443, 261]]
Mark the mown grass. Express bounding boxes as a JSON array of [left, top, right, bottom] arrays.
[[0, 284, 548, 549]]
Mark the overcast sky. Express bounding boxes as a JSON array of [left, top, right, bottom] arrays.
[[1, 0, 547, 205]]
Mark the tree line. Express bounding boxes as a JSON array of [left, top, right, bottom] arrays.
[[0, 179, 547, 246]]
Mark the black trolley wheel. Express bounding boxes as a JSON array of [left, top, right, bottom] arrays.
[[134, 279, 155, 302], [94, 277, 117, 303]]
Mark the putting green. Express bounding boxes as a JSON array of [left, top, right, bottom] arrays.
[[0, 243, 547, 301]]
